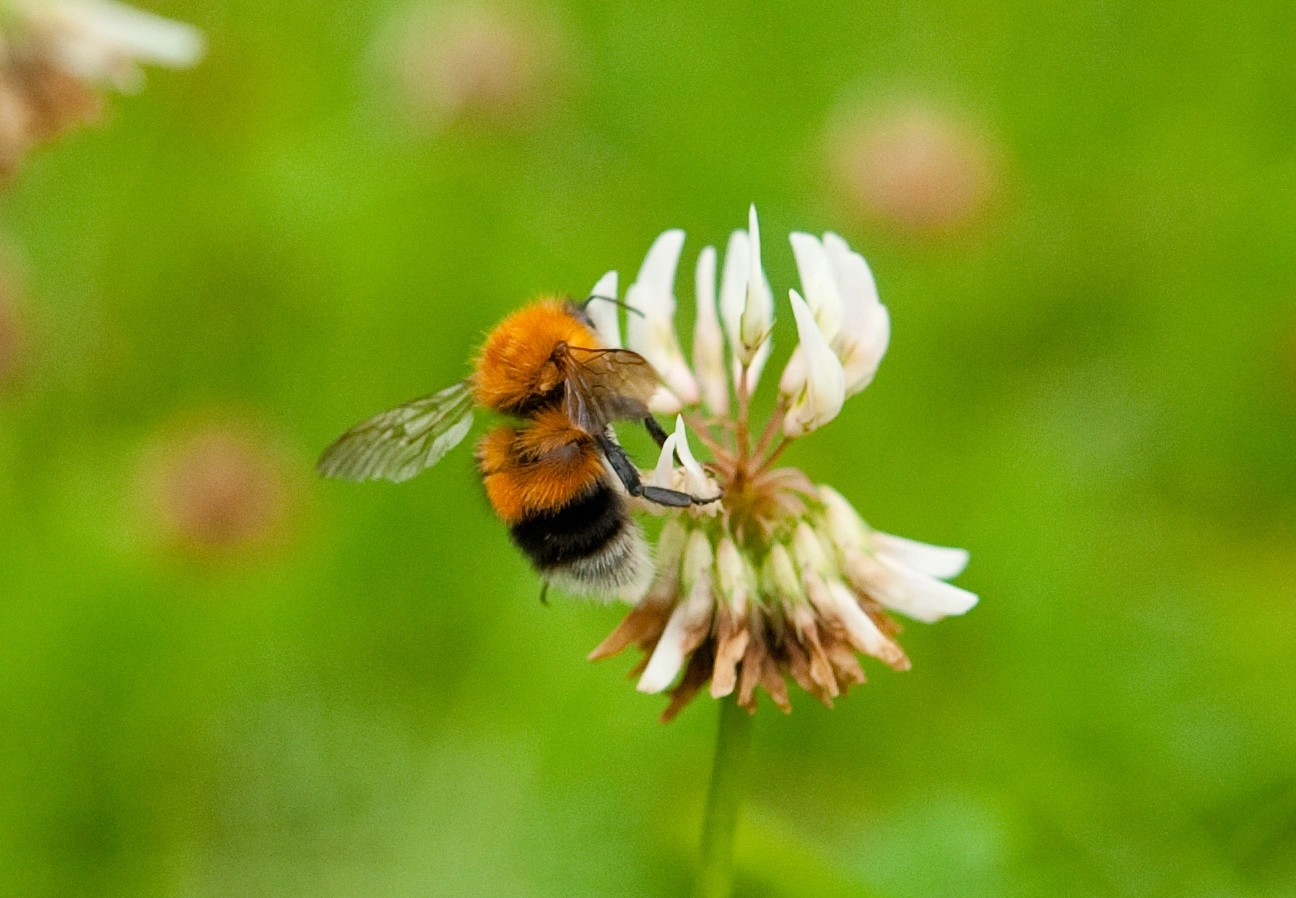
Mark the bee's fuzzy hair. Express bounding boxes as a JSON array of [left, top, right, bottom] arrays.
[[544, 519, 653, 603]]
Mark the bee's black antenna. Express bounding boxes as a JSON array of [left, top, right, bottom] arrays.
[[539, 581, 550, 607], [583, 294, 645, 318]]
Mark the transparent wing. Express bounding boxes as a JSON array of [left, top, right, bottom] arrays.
[[317, 380, 475, 483], [562, 347, 660, 434]]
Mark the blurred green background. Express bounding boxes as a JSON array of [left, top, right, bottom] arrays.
[[2, 0, 1296, 896]]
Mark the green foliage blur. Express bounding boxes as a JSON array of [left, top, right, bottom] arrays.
[[2, 0, 1295, 896]]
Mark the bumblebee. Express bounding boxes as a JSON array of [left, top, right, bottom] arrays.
[[318, 297, 717, 600]]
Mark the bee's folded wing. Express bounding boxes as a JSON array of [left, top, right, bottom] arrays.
[[563, 347, 659, 434], [317, 380, 475, 483]]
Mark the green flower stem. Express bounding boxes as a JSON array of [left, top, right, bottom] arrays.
[[693, 694, 754, 898]]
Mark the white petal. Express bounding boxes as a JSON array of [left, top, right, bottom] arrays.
[[883, 559, 978, 622], [714, 537, 752, 616], [680, 527, 715, 591], [824, 580, 907, 666], [625, 230, 691, 398], [782, 289, 845, 437], [789, 232, 844, 343], [764, 543, 803, 599], [731, 331, 771, 397], [791, 521, 830, 576], [719, 228, 749, 357], [648, 433, 679, 488], [738, 205, 774, 362], [586, 270, 621, 348], [777, 344, 806, 398], [818, 485, 869, 554], [692, 246, 729, 416], [637, 601, 691, 693], [838, 304, 890, 396], [822, 232, 880, 332], [638, 532, 714, 693], [626, 282, 698, 404], [672, 416, 715, 505], [872, 532, 970, 580], [35, 0, 205, 89], [823, 232, 888, 395], [632, 229, 685, 318], [843, 549, 977, 623]]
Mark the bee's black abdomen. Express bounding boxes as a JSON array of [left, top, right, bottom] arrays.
[[509, 479, 651, 600], [509, 482, 625, 567]]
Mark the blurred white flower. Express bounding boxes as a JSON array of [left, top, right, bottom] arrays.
[[387, 3, 563, 131], [20, 0, 205, 92], [830, 102, 999, 237], [0, 0, 203, 177]]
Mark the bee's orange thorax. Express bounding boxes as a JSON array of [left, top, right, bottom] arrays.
[[471, 298, 601, 415], [476, 408, 606, 525]]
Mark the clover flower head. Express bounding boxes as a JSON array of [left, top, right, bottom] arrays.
[[588, 207, 976, 721]]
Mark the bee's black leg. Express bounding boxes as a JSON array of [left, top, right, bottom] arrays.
[[539, 582, 550, 606], [642, 416, 669, 448], [596, 433, 721, 507]]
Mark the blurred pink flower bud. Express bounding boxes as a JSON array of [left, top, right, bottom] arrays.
[[141, 420, 296, 557], [387, 4, 563, 130], [830, 103, 1000, 238]]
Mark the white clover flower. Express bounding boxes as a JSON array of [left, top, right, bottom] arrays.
[[589, 207, 975, 721]]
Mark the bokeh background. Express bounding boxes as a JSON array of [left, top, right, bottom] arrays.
[[2, 1, 1295, 896]]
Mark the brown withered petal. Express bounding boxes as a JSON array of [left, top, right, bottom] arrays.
[[783, 638, 830, 708], [801, 624, 839, 699], [0, 54, 103, 179], [0, 82, 35, 178], [663, 645, 715, 723], [862, 594, 904, 639], [709, 609, 750, 699], [821, 628, 868, 690], [17, 58, 102, 141], [758, 654, 792, 714], [587, 598, 670, 661], [736, 628, 768, 712]]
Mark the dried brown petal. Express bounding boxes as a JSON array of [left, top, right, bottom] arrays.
[[820, 627, 867, 690], [709, 606, 750, 698], [737, 627, 768, 712], [661, 644, 714, 723], [759, 655, 792, 714], [860, 593, 904, 639], [800, 623, 839, 699], [587, 599, 670, 661], [18, 58, 102, 140], [783, 638, 831, 707]]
